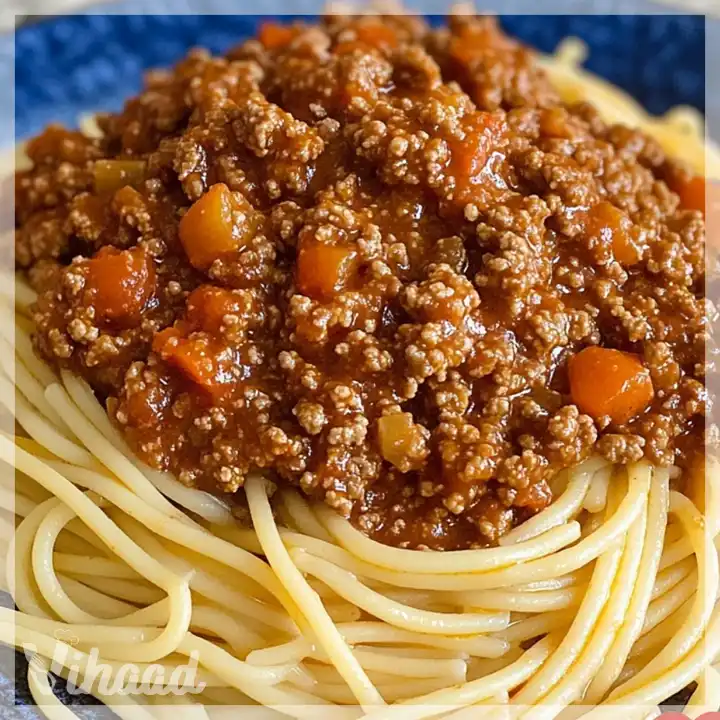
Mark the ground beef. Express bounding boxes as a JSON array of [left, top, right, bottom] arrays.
[[16, 14, 711, 550]]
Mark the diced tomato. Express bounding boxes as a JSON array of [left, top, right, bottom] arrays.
[[84, 247, 155, 325], [179, 184, 251, 271], [569, 346, 654, 425], [154, 330, 234, 403], [186, 286, 249, 333], [296, 239, 358, 300], [259, 22, 296, 50], [675, 175, 705, 214], [377, 413, 423, 471], [584, 201, 641, 266]]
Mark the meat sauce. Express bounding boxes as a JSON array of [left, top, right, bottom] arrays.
[[16, 14, 710, 549]]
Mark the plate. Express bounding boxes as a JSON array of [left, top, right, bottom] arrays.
[[7, 8, 708, 713]]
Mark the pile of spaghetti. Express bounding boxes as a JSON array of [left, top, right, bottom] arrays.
[[3, 22, 720, 720]]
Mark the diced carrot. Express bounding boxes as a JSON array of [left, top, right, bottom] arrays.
[[94, 159, 146, 194], [568, 346, 654, 425], [84, 246, 155, 325], [186, 286, 248, 333], [448, 133, 489, 188], [354, 23, 399, 50], [179, 184, 249, 271], [675, 174, 705, 214], [448, 112, 505, 201], [296, 239, 358, 300], [584, 201, 641, 266], [377, 412, 422, 470], [152, 327, 182, 354], [112, 185, 147, 219], [154, 331, 234, 403], [259, 22, 296, 50]]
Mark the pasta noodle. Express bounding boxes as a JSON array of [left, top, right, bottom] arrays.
[[2, 283, 718, 716]]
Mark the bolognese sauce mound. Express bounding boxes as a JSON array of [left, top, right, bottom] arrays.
[[15, 14, 710, 550]]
